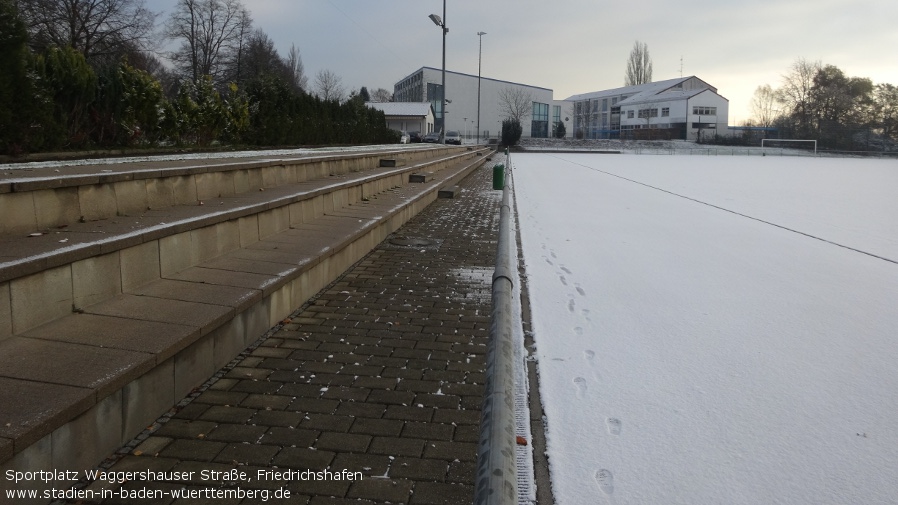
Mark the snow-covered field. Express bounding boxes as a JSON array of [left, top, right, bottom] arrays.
[[512, 153, 898, 504]]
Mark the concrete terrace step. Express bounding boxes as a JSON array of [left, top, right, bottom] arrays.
[[0, 146, 451, 236], [0, 148, 485, 328], [0, 147, 491, 484]]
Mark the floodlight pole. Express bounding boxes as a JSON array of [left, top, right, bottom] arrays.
[[477, 31, 486, 145], [440, 0, 446, 144], [429, 1, 448, 144]]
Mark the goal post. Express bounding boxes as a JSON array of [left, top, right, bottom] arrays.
[[761, 139, 817, 154]]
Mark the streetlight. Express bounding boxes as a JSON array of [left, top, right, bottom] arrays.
[[463, 117, 467, 140], [429, 2, 447, 144], [477, 31, 486, 145]]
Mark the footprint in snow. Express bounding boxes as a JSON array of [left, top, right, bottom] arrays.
[[560, 265, 571, 274], [568, 299, 576, 313], [559, 275, 567, 286], [606, 418, 622, 436], [595, 469, 614, 495], [573, 377, 587, 397], [583, 349, 594, 360], [574, 327, 584, 336], [575, 285, 586, 297]]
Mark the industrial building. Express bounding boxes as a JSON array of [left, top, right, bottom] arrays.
[[390, 68, 728, 142], [393, 66, 555, 140]]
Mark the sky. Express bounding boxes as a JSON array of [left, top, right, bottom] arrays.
[[149, 0, 898, 125], [513, 153, 898, 503]]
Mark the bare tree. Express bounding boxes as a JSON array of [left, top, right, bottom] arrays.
[[369, 87, 393, 103], [498, 87, 532, 123], [751, 84, 779, 128], [285, 44, 308, 92], [225, 5, 254, 84], [777, 58, 820, 133], [625, 40, 652, 86], [228, 28, 291, 84], [314, 69, 345, 102], [18, 0, 158, 61], [165, 0, 252, 84], [873, 83, 898, 143]]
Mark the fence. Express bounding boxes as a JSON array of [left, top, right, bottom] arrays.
[[474, 150, 519, 505]]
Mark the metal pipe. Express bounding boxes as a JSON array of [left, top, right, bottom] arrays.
[[474, 151, 518, 505]]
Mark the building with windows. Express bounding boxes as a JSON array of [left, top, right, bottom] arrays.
[[566, 76, 729, 140], [393, 67, 555, 140], [366, 102, 435, 135]]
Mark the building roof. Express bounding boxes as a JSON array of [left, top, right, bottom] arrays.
[[397, 66, 553, 93], [367, 102, 433, 117], [621, 89, 707, 106], [564, 76, 726, 105]]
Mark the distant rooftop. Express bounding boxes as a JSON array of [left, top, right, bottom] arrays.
[[367, 102, 433, 117], [398, 66, 553, 93], [564, 76, 725, 105]]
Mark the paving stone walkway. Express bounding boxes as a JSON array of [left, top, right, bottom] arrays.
[[74, 165, 502, 505]]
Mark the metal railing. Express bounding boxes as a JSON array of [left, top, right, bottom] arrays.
[[474, 150, 518, 505]]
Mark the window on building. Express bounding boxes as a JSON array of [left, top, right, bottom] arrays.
[[592, 100, 598, 113], [627, 110, 634, 119], [531, 102, 549, 138], [637, 108, 659, 119], [612, 97, 618, 105], [692, 106, 717, 115], [661, 107, 670, 117], [602, 99, 608, 111]]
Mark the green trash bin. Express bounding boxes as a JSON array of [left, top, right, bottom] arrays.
[[492, 164, 505, 190]]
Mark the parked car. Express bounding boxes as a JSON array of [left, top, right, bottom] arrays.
[[397, 130, 410, 144], [409, 131, 423, 143], [444, 130, 462, 145], [423, 131, 441, 143]]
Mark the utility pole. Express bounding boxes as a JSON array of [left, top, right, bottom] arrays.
[[428, 1, 448, 143], [477, 31, 487, 145]]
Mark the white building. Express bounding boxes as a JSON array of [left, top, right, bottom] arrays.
[[566, 76, 729, 140], [393, 66, 555, 140], [366, 102, 435, 135]]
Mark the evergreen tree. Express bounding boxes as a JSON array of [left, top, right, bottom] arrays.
[[553, 120, 566, 139], [0, 0, 50, 154], [34, 45, 97, 148], [501, 119, 522, 146]]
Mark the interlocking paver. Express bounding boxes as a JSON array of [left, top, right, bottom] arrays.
[[205, 424, 268, 443], [84, 165, 500, 504]]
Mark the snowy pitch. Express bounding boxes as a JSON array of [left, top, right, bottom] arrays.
[[513, 153, 898, 504]]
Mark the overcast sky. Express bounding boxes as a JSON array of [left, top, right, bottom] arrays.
[[151, 0, 898, 123]]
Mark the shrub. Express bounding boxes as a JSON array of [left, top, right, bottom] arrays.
[[501, 118, 522, 146]]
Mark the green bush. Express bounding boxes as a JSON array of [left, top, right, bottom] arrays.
[[553, 120, 566, 139], [0, 0, 51, 154], [501, 118, 522, 146]]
